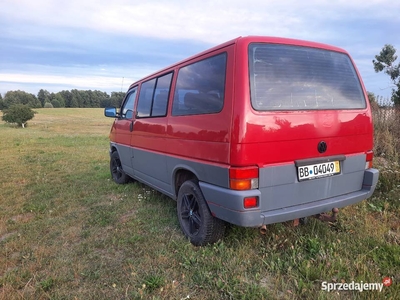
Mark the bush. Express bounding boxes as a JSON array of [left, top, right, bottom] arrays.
[[372, 104, 400, 161], [371, 102, 400, 211], [51, 100, 61, 108], [370, 157, 400, 211], [44, 102, 54, 108], [2, 104, 35, 128]]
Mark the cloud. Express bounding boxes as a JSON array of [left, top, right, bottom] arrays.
[[0, 63, 154, 94], [3, 0, 398, 44], [1, 73, 124, 88], [1, 0, 399, 97]]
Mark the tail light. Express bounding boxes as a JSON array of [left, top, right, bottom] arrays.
[[229, 166, 259, 190], [243, 196, 259, 209], [365, 150, 374, 169]]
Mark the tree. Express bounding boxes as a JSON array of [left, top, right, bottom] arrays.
[[70, 89, 82, 107], [58, 90, 75, 107], [92, 90, 109, 107], [373, 44, 400, 105], [51, 99, 61, 108], [109, 92, 125, 107], [2, 104, 35, 128], [53, 93, 65, 107], [3, 90, 41, 109], [0, 93, 4, 110], [37, 89, 50, 107]]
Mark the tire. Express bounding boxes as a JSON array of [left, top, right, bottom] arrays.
[[177, 180, 225, 246], [110, 151, 129, 184]]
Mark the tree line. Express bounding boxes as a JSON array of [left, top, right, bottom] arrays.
[[0, 89, 126, 110]]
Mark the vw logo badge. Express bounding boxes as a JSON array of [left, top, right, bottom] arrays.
[[318, 141, 327, 153]]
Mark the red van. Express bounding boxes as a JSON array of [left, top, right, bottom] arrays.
[[105, 36, 379, 246]]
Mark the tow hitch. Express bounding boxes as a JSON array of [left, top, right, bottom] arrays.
[[315, 208, 339, 223], [259, 208, 339, 234]]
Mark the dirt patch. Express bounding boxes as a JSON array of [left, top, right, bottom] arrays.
[[119, 210, 137, 224], [10, 213, 35, 223], [0, 231, 17, 242]]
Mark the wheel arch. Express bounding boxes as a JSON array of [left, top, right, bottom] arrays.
[[172, 166, 200, 198], [110, 143, 118, 154]]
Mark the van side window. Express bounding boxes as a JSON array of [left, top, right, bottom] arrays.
[[121, 87, 137, 119], [172, 53, 226, 116], [136, 73, 173, 118], [153, 73, 173, 117], [137, 79, 156, 117]]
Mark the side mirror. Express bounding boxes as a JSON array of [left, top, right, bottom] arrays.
[[125, 109, 133, 119], [104, 107, 117, 118]]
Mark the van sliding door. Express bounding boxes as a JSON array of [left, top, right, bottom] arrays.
[[130, 73, 173, 195]]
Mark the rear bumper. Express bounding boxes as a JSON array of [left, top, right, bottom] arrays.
[[200, 168, 379, 227]]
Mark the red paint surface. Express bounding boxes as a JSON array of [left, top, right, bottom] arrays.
[[109, 36, 373, 168]]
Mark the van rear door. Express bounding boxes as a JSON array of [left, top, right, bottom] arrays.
[[231, 42, 373, 215], [240, 43, 371, 165]]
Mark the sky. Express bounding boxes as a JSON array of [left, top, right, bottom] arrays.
[[1, 0, 399, 99]]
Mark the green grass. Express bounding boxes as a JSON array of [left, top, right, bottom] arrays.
[[0, 108, 399, 299]]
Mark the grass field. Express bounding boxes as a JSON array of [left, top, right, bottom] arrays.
[[0, 108, 399, 299]]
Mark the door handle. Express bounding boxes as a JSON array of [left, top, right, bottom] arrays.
[[130, 121, 134, 132]]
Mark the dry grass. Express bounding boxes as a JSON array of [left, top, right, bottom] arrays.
[[0, 108, 398, 299], [372, 105, 400, 161]]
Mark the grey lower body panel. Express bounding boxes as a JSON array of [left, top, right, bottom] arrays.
[[200, 168, 379, 227], [109, 143, 135, 177], [109, 142, 229, 199], [200, 183, 263, 227], [108, 143, 380, 228]]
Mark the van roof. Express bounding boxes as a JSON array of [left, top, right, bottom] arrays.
[[128, 36, 348, 90]]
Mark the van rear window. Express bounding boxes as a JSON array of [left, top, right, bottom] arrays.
[[249, 44, 366, 111]]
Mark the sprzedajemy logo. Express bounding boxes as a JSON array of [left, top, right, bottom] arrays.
[[321, 277, 393, 292]]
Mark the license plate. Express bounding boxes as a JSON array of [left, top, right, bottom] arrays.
[[298, 161, 340, 181]]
